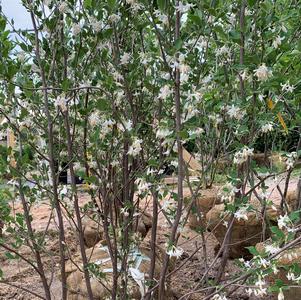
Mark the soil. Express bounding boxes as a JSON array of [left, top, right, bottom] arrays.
[[0, 177, 298, 300]]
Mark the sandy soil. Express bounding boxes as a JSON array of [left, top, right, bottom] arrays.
[[0, 177, 299, 300]]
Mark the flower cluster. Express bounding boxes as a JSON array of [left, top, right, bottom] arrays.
[[233, 147, 254, 165]]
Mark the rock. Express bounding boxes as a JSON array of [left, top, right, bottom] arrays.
[[82, 215, 103, 248], [186, 187, 220, 230], [206, 202, 268, 259], [65, 241, 165, 299], [256, 241, 301, 300], [82, 210, 152, 249]]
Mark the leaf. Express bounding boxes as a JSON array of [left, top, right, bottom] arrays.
[[246, 246, 259, 256], [84, 0, 92, 8], [277, 112, 288, 134], [108, 0, 116, 9], [175, 38, 183, 50], [157, 0, 166, 11], [267, 98, 275, 110]]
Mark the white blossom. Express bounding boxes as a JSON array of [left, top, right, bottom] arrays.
[[166, 245, 184, 258], [277, 214, 290, 229], [285, 152, 298, 170], [254, 63, 272, 81], [156, 128, 173, 139], [158, 85, 173, 99], [273, 35, 284, 49], [234, 206, 248, 221], [72, 23, 81, 35], [108, 14, 121, 23], [261, 123, 274, 133], [55, 96, 67, 112], [281, 81, 295, 93], [128, 138, 142, 157], [226, 105, 245, 120], [154, 10, 169, 26], [58, 1, 68, 13], [89, 17, 102, 32], [265, 244, 280, 255], [175, 1, 194, 13], [89, 112, 100, 126], [278, 289, 284, 300], [120, 52, 131, 65], [234, 147, 254, 165]]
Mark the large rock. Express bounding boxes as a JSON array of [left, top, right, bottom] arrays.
[[256, 241, 301, 300], [65, 240, 164, 299], [206, 202, 268, 259], [82, 210, 152, 248], [186, 187, 221, 229]]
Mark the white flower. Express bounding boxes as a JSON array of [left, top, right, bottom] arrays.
[[58, 1, 68, 13], [89, 112, 100, 126], [281, 81, 295, 93], [234, 206, 248, 221], [254, 63, 272, 81], [261, 123, 273, 133], [55, 96, 67, 112], [188, 128, 204, 137], [136, 178, 151, 194], [154, 10, 169, 26], [211, 294, 228, 300], [158, 85, 173, 99], [273, 35, 284, 49], [108, 14, 121, 23], [120, 52, 131, 65], [128, 138, 142, 157], [277, 214, 290, 229], [166, 245, 183, 258], [90, 18, 102, 32], [265, 244, 280, 255], [240, 70, 248, 81], [72, 23, 81, 35], [278, 289, 284, 300], [175, 1, 194, 13], [156, 128, 172, 139], [226, 105, 245, 120], [234, 147, 254, 165], [285, 152, 298, 170]]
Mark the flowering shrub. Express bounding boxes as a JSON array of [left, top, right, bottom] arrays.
[[0, 0, 300, 299]]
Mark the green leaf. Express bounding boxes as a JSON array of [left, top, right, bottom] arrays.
[[175, 38, 183, 50], [246, 246, 259, 256], [84, 0, 92, 8], [157, 0, 166, 11], [108, 0, 116, 9]]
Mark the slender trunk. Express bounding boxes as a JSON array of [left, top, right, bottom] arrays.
[[63, 112, 94, 300], [158, 3, 183, 298], [29, 8, 67, 299]]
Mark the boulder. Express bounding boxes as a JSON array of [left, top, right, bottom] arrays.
[[186, 187, 221, 229], [82, 210, 152, 249], [65, 240, 165, 299], [206, 202, 268, 259]]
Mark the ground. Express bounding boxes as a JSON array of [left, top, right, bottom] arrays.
[[0, 176, 299, 300]]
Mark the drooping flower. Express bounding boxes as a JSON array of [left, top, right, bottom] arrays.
[[261, 123, 273, 133], [166, 245, 184, 258], [128, 138, 142, 157], [89, 112, 100, 126], [226, 105, 245, 120], [156, 128, 173, 139], [90, 18, 102, 32], [281, 81, 295, 93], [158, 85, 173, 99], [175, 1, 194, 13], [272, 35, 284, 49], [55, 96, 67, 112], [254, 63, 272, 81], [120, 52, 131, 65], [58, 1, 68, 13], [233, 147, 254, 165], [72, 23, 81, 35], [108, 14, 121, 23]]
